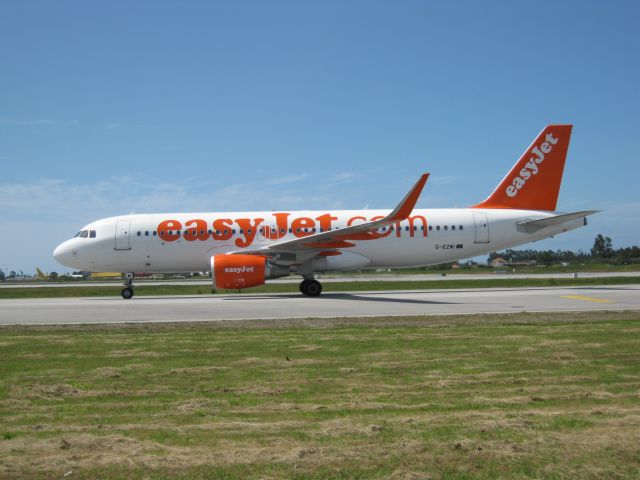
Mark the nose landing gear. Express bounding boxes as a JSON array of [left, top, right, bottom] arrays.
[[121, 273, 135, 299]]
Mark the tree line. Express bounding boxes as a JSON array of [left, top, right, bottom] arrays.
[[489, 234, 640, 266]]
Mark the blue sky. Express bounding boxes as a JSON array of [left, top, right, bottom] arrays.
[[1, 0, 639, 273]]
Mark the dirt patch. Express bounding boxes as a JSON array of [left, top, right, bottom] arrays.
[[106, 348, 164, 358], [169, 366, 229, 375], [218, 385, 303, 396], [173, 398, 215, 414], [93, 367, 122, 378], [339, 367, 358, 374], [291, 344, 323, 352], [14, 383, 84, 400]]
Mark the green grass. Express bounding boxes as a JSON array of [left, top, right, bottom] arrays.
[[1, 311, 639, 479], [1, 275, 639, 299]]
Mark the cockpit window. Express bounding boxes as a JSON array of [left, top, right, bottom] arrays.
[[74, 229, 96, 238]]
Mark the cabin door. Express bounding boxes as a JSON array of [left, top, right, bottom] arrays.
[[472, 213, 490, 243], [114, 219, 132, 250]]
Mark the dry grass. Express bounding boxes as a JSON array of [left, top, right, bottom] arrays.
[[1, 311, 639, 479]]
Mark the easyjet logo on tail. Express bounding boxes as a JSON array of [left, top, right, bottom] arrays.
[[505, 133, 559, 198]]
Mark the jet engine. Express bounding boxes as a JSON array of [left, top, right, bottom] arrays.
[[210, 254, 289, 290]]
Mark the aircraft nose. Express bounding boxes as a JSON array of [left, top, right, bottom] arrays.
[[53, 240, 76, 267]]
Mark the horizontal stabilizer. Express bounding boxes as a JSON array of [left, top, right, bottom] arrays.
[[517, 210, 598, 233]]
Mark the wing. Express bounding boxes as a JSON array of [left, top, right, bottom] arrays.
[[233, 173, 429, 261]]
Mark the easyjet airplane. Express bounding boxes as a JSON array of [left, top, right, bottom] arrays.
[[54, 125, 595, 299]]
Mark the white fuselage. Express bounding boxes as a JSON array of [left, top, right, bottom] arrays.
[[53, 208, 585, 273]]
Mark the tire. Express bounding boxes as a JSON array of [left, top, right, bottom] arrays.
[[121, 287, 134, 299], [302, 280, 322, 297], [299, 279, 310, 293]]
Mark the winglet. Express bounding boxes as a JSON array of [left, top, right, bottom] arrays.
[[387, 173, 429, 222]]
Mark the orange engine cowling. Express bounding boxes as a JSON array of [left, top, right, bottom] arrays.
[[211, 254, 267, 290]]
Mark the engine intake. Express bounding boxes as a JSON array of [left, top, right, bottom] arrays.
[[210, 254, 289, 290]]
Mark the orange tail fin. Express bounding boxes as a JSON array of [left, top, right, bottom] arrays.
[[473, 125, 573, 211]]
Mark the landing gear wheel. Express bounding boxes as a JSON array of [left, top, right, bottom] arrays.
[[121, 272, 135, 300], [301, 279, 322, 297], [121, 287, 134, 299]]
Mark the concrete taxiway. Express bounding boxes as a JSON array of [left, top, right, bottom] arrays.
[[1, 285, 639, 325]]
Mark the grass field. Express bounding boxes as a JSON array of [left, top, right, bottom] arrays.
[[1, 311, 639, 479], [1, 275, 640, 299]]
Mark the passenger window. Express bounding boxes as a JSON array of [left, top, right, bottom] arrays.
[[460, 225, 464, 230], [153, 231, 157, 236], [452, 225, 455, 230], [429, 226, 433, 231], [145, 231, 149, 236], [137, 231, 141, 236], [436, 226, 440, 231], [444, 226, 448, 231]]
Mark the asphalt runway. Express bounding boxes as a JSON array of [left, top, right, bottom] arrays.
[[1, 285, 639, 325], [3, 271, 640, 288]]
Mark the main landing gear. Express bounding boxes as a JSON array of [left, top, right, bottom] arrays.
[[121, 273, 135, 299], [299, 278, 322, 297]]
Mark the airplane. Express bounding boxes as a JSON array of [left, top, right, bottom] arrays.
[[53, 124, 596, 299], [35, 267, 83, 280]]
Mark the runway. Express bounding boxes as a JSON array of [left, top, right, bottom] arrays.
[[2, 271, 640, 288], [1, 284, 639, 325]]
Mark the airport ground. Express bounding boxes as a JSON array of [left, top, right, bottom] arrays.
[[1, 272, 640, 300], [1, 311, 639, 479], [1, 284, 640, 325]]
